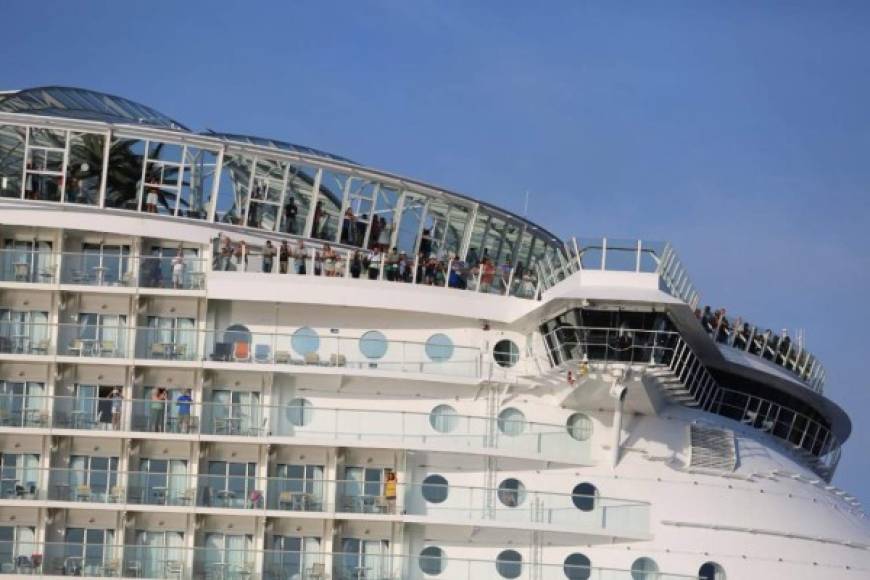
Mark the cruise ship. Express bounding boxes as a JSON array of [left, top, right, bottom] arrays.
[[0, 86, 867, 580]]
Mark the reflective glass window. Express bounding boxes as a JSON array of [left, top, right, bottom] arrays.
[[25, 127, 66, 202], [421, 474, 448, 503], [178, 146, 218, 219], [65, 132, 104, 205], [563, 553, 591, 580], [566, 413, 593, 441], [248, 157, 286, 231], [312, 169, 346, 240], [105, 137, 146, 210], [425, 334, 454, 362], [369, 184, 400, 250], [497, 478, 526, 507], [571, 482, 597, 512], [429, 404, 458, 433], [0, 124, 27, 199], [280, 164, 317, 235], [359, 330, 387, 360], [341, 177, 377, 247], [497, 407, 526, 436], [215, 152, 254, 225], [418, 546, 444, 575], [496, 550, 522, 579]]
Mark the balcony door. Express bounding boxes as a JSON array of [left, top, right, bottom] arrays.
[[0, 525, 36, 569], [0, 453, 39, 497], [136, 458, 188, 504], [208, 389, 261, 435], [0, 309, 49, 353], [0, 381, 45, 426], [62, 527, 115, 575], [68, 455, 119, 500], [131, 529, 184, 578], [2, 240, 53, 282], [267, 535, 321, 578], [205, 461, 257, 508], [81, 243, 130, 285], [202, 532, 253, 573], [338, 538, 389, 579]]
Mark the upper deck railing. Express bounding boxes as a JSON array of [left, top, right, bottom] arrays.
[[542, 325, 841, 480], [699, 308, 826, 392], [535, 237, 701, 308], [215, 239, 542, 299]]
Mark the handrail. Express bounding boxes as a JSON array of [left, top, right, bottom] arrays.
[[220, 242, 542, 300], [0, 541, 698, 579], [543, 324, 840, 480], [699, 308, 825, 392]]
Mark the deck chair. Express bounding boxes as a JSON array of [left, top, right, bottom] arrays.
[[254, 344, 272, 363], [234, 341, 250, 361]]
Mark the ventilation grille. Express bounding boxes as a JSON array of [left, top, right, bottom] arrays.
[[690, 424, 737, 471]]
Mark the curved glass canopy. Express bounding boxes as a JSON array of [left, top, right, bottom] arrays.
[[205, 130, 356, 165], [0, 86, 187, 130]]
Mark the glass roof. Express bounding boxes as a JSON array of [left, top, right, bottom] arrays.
[[204, 130, 357, 165], [0, 86, 188, 130]]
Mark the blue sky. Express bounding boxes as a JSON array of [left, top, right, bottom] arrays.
[[4, 2, 869, 501]]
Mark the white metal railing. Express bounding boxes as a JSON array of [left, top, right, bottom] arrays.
[[699, 308, 825, 392], [543, 324, 841, 480]]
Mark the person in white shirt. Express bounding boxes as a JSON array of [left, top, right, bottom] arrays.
[[171, 253, 185, 289]]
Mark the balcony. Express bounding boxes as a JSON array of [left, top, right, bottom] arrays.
[[0, 248, 206, 291], [201, 329, 483, 379], [0, 396, 590, 464], [0, 541, 698, 579]]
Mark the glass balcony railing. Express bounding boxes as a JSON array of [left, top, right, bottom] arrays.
[[0, 396, 589, 464], [0, 248, 206, 290], [220, 245, 542, 300], [2, 468, 647, 537], [1, 323, 491, 380], [700, 310, 825, 392], [0, 249, 58, 284], [0, 542, 698, 579], [535, 238, 702, 309], [202, 329, 483, 378]]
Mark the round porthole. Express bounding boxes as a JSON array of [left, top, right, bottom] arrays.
[[359, 330, 387, 359], [631, 557, 659, 580], [496, 549, 522, 579], [493, 339, 519, 368], [566, 413, 592, 441], [291, 326, 319, 355], [425, 333, 454, 362], [429, 404, 458, 433], [563, 553, 591, 580], [418, 546, 445, 575], [421, 474, 449, 503], [571, 482, 598, 512], [497, 478, 526, 507], [497, 407, 526, 436], [699, 562, 726, 580], [286, 398, 312, 427]]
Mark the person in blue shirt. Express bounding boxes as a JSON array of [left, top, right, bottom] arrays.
[[176, 389, 193, 433]]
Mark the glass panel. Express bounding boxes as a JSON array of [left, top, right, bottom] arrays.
[[248, 158, 286, 231], [0, 124, 26, 199], [369, 184, 400, 251], [312, 169, 346, 240], [341, 177, 377, 247], [395, 191, 426, 255], [280, 164, 317, 235], [215, 152, 254, 225], [105, 137, 146, 210], [65, 132, 104, 205], [178, 146, 217, 219]]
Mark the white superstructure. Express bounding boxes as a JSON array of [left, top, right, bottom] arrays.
[[0, 86, 866, 579]]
